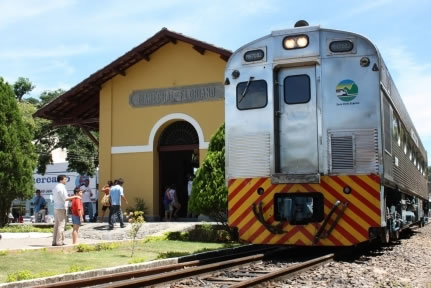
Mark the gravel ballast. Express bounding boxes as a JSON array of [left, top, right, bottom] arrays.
[[280, 224, 431, 287]]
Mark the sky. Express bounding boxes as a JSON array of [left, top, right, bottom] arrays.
[[1, 0, 430, 161]]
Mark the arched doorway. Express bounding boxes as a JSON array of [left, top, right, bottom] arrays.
[[159, 121, 199, 218]]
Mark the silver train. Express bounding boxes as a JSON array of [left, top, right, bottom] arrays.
[[225, 21, 429, 246]]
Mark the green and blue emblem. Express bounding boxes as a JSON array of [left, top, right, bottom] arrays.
[[336, 79, 358, 102]]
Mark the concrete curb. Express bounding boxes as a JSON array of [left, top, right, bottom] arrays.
[[1, 238, 130, 255], [0, 258, 178, 288]]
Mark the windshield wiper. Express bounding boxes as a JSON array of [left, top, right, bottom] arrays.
[[238, 76, 254, 103]]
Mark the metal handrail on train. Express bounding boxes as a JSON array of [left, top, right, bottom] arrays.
[[313, 200, 349, 245], [252, 201, 286, 234]]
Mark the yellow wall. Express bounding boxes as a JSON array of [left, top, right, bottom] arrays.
[[99, 41, 226, 218]]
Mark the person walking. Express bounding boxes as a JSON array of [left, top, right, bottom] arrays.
[[168, 184, 181, 220], [31, 189, 47, 222], [163, 185, 172, 221], [52, 175, 80, 246], [71, 187, 84, 244], [99, 180, 113, 222], [108, 178, 128, 230]]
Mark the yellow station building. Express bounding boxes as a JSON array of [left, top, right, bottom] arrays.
[[35, 29, 232, 220]]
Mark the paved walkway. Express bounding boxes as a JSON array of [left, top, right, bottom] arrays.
[[0, 222, 202, 251]]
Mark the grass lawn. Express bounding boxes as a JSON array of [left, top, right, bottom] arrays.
[[0, 239, 237, 283]]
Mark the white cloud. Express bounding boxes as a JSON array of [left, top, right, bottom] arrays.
[[0, 0, 75, 29], [347, 0, 393, 16], [35, 60, 76, 75], [30, 81, 72, 99], [0, 44, 95, 59]]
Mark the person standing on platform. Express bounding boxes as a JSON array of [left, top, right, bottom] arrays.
[[108, 178, 128, 230], [186, 175, 193, 218], [80, 179, 93, 222], [32, 189, 47, 222], [52, 175, 80, 246], [99, 180, 113, 222], [90, 186, 98, 222], [71, 187, 84, 244]]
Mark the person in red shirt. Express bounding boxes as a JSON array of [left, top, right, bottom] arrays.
[[71, 187, 84, 244]]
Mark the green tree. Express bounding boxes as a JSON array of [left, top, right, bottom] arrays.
[[57, 126, 99, 176], [188, 124, 227, 225], [38, 89, 63, 108], [0, 78, 37, 227], [30, 89, 99, 176], [13, 77, 35, 102], [24, 97, 40, 105]]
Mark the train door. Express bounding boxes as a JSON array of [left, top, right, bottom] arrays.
[[277, 66, 318, 174]]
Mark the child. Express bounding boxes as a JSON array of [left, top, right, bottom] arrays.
[[71, 187, 84, 244]]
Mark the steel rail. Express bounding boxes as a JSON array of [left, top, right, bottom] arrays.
[[229, 253, 334, 288], [92, 248, 285, 288], [35, 261, 199, 288], [34, 246, 278, 288]]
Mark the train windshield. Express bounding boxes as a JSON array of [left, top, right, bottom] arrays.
[[236, 79, 267, 110]]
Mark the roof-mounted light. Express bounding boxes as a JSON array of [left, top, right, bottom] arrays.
[[283, 35, 309, 50]]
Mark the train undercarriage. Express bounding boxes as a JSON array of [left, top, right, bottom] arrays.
[[372, 188, 429, 244]]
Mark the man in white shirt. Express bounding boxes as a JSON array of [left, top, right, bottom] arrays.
[[80, 179, 93, 222], [52, 175, 80, 246]]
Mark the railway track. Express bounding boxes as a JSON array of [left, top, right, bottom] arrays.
[[183, 253, 334, 288], [34, 246, 334, 288]]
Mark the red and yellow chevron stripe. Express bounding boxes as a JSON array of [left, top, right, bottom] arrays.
[[228, 174, 381, 246]]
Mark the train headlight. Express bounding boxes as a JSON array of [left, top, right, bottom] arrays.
[[283, 35, 309, 50], [297, 36, 308, 47], [284, 38, 296, 49]]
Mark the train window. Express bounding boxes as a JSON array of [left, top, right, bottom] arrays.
[[274, 192, 324, 224], [283, 75, 310, 104], [402, 127, 407, 154], [407, 139, 413, 161], [236, 79, 267, 110], [417, 155, 421, 170], [383, 98, 392, 154], [392, 115, 400, 146]]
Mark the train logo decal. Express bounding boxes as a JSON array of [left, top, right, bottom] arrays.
[[336, 79, 358, 102]]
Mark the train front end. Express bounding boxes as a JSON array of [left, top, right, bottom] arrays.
[[225, 22, 383, 246]]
